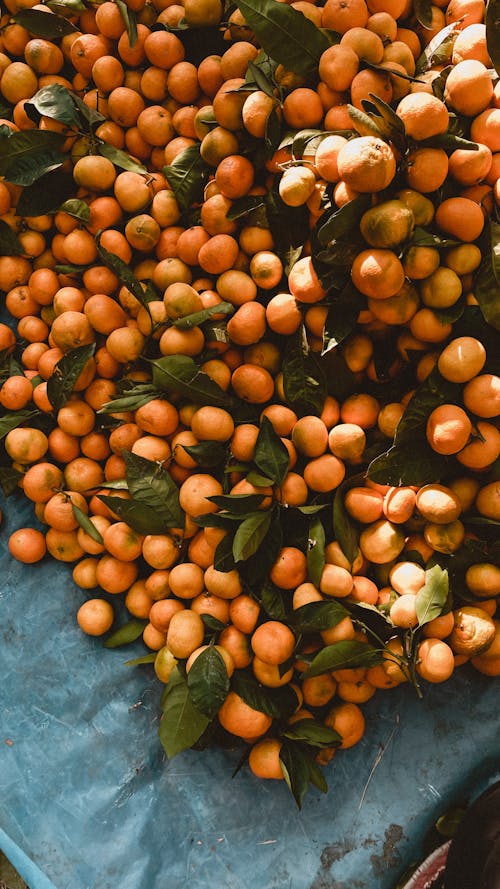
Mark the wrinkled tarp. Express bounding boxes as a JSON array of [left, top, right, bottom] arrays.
[[1, 494, 499, 889]]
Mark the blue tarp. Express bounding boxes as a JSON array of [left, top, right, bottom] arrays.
[[1, 494, 499, 889]]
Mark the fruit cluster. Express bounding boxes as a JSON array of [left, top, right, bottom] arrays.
[[0, 0, 499, 804]]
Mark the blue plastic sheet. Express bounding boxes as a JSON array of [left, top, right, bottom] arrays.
[[1, 494, 499, 889]]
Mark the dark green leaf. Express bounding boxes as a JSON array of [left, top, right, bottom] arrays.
[[16, 169, 74, 216], [474, 219, 500, 331], [302, 640, 383, 678], [296, 504, 328, 515], [409, 226, 461, 249], [362, 93, 406, 147], [232, 510, 272, 562], [187, 646, 230, 719], [414, 0, 433, 28], [25, 84, 79, 127], [98, 384, 161, 414], [159, 668, 210, 758], [13, 8, 77, 36], [367, 367, 463, 485], [47, 344, 95, 410], [213, 532, 236, 572], [97, 495, 173, 535], [265, 105, 282, 152], [333, 481, 359, 565], [254, 415, 290, 486], [163, 24, 227, 66], [238, 514, 283, 586], [247, 58, 276, 98], [182, 440, 227, 468], [415, 23, 459, 74], [322, 283, 363, 354], [97, 141, 146, 173], [434, 294, 465, 324], [428, 132, 479, 153], [96, 235, 153, 311], [164, 145, 209, 212], [279, 741, 312, 809], [124, 653, 157, 666], [282, 719, 342, 748], [231, 670, 298, 719], [292, 129, 325, 159], [0, 409, 39, 441], [115, 0, 138, 46], [47, 0, 86, 10], [151, 355, 233, 408], [316, 194, 371, 247], [0, 465, 23, 496], [59, 199, 91, 222], [415, 564, 449, 627], [200, 614, 227, 634], [265, 183, 310, 259], [208, 493, 265, 514], [258, 581, 290, 620], [486, 0, 500, 76], [307, 758, 328, 794], [0, 127, 65, 185], [289, 600, 348, 634], [172, 301, 233, 329], [235, 0, 330, 77], [0, 220, 24, 257], [282, 325, 327, 417], [307, 516, 325, 587], [124, 450, 183, 528], [71, 93, 105, 129], [72, 504, 103, 544], [245, 470, 274, 487], [227, 195, 266, 221], [347, 104, 383, 137], [104, 619, 145, 648]]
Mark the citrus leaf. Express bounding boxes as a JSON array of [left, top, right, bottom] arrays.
[[98, 384, 161, 414], [347, 104, 383, 137], [227, 194, 266, 221], [151, 355, 233, 408], [333, 479, 360, 565], [0, 128, 65, 185], [245, 470, 274, 487], [322, 283, 363, 354], [0, 409, 40, 441], [115, 0, 137, 46], [97, 495, 172, 534], [415, 23, 459, 74], [24, 84, 80, 127], [59, 199, 91, 222], [232, 510, 272, 562], [486, 0, 500, 76], [235, 0, 330, 77], [475, 219, 500, 331], [290, 599, 349, 634], [282, 719, 342, 749], [159, 668, 210, 759], [362, 93, 406, 147], [182, 441, 227, 468], [13, 8, 77, 36], [0, 220, 24, 256], [187, 646, 230, 719], [0, 465, 23, 496], [47, 0, 86, 10], [279, 741, 317, 809], [307, 516, 326, 587], [172, 301, 233, 329], [231, 670, 298, 719], [123, 450, 183, 529], [163, 145, 209, 212], [409, 227, 461, 248], [71, 504, 103, 544], [97, 141, 146, 173], [414, 0, 433, 28], [96, 235, 155, 310], [282, 325, 327, 417], [16, 169, 74, 216], [427, 132, 479, 152], [302, 640, 383, 678], [316, 194, 371, 246], [254, 415, 290, 486], [46, 344, 96, 410], [257, 581, 290, 620], [124, 653, 157, 666], [104, 619, 146, 649], [415, 564, 449, 627], [208, 493, 265, 513]]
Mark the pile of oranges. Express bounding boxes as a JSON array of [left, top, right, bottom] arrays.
[[0, 0, 499, 802]]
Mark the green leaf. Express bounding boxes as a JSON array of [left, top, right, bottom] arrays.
[[97, 141, 146, 173], [72, 504, 103, 544], [0, 465, 23, 496], [104, 619, 145, 648], [124, 653, 157, 666], [231, 670, 298, 719], [200, 614, 227, 635], [232, 510, 272, 562], [316, 194, 371, 247], [124, 450, 183, 528], [264, 185, 310, 261], [367, 367, 463, 485], [0, 128, 65, 185], [289, 600, 348, 634], [414, 0, 433, 28], [486, 0, 500, 77], [159, 668, 210, 758], [282, 325, 327, 417], [409, 226, 460, 249], [115, 0, 138, 46], [428, 132, 479, 152], [164, 145, 209, 212], [227, 195, 266, 221], [347, 104, 383, 138], [182, 440, 227, 468], [172, 301, 233, 329], [415, 564, 449, 627], [246, 56, 277, 99], [47, 0, 86, 11], [245, 470, 274, 487], [415, 23, 459, 74], [333, 481, 359, 565], [96, 235, 154, 311], [16, 169, 74, 216], [307, 516, 326, 587], [235, 0, 330, 77], [362, 93, 406, 148], [13, 8, 77, 36], [208, 493, 265, 514], [258, 581, 290, 620], [322, 283, 363, 354], [98, 384, 161, 414], [474, 219, 500, 332], [213, 532, 237, 572], [46, 344, 96, 410], [187, 646, 230, 719], [302, 640, 383, 678], [25, 84, 80, 127], [282, 719, 342, 749], [59, 199, 91, 223], [254, 415, 290, 486], [279, 741, 318, 809], [97, 495, 173, 535], [151, 355, 233, 408], [0, 220, 24, 257], [0, 409, 40, 441]]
